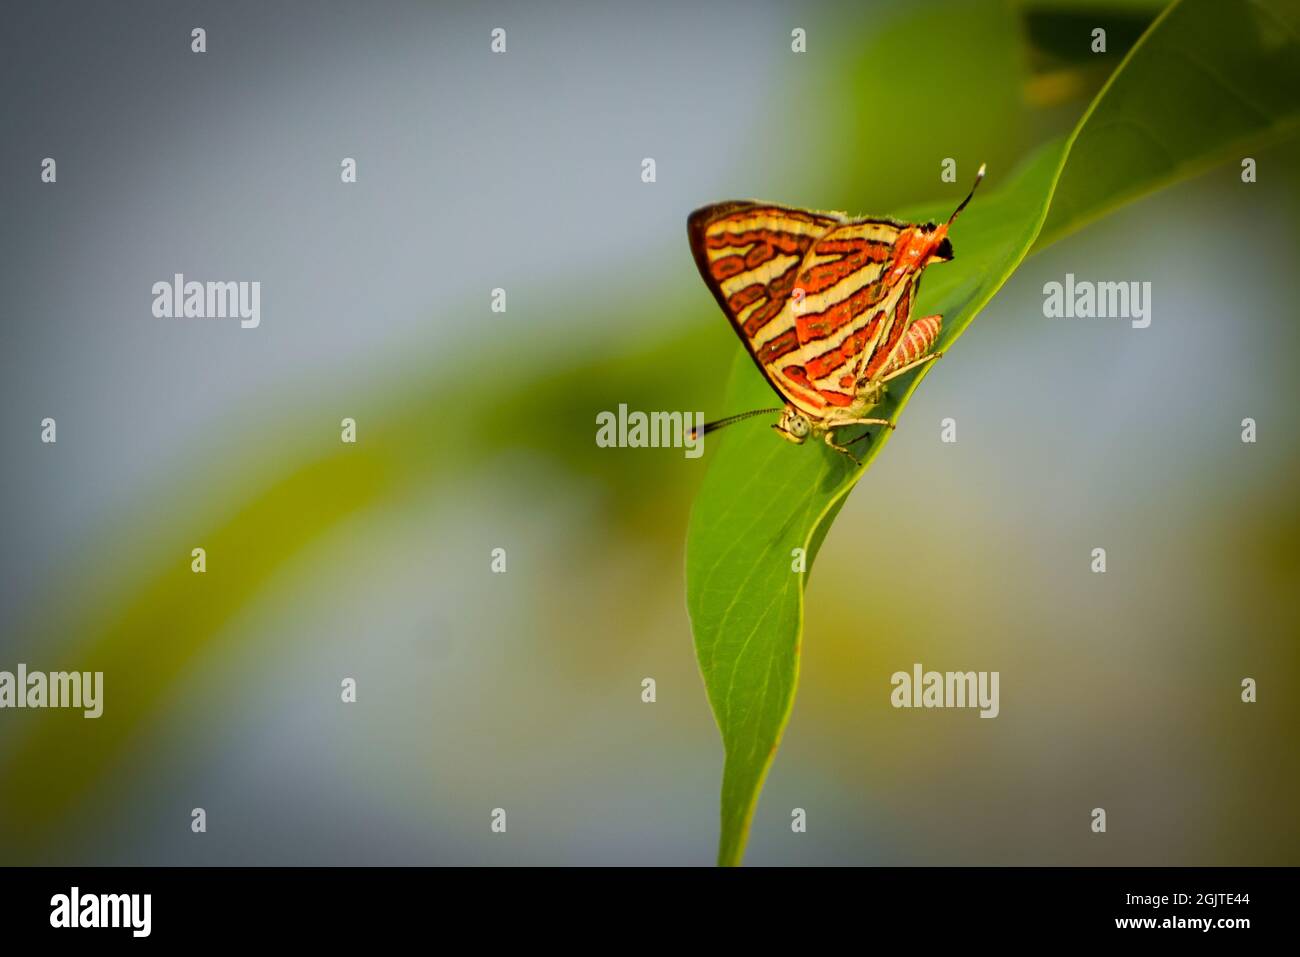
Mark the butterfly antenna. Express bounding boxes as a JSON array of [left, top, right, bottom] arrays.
[[947, 162, 987, 225], [690, 407, 782, 439]]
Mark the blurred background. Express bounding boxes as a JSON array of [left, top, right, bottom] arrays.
[[0, 0, 1296, 865]]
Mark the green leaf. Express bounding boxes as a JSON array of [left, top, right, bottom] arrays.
[[686, 0, 1300, 867]]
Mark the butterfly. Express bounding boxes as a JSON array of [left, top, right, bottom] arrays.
[[688, 164, 984, 462]]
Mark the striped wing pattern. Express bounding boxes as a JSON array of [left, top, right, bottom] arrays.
[[778, 220, 914, 410], [687, 202, 842, 412], [689, 203, 926, 417]]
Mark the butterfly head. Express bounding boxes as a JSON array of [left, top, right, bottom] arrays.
[[890, 224, 954, 280], [773, 407, 813, 444]]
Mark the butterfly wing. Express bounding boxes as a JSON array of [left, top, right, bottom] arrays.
[[860, 267, 923, 384], [688, 201, 842, 414], [776, 218, 915, 408]]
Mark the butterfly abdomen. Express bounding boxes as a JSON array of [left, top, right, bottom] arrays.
[[878, 314, 942, 379]]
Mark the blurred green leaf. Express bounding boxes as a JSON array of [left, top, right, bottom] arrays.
[[686, 0, 1300, 866], [0, 313, 722, 856]]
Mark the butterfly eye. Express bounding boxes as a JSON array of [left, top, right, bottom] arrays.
[[790, 416, 810, 437]]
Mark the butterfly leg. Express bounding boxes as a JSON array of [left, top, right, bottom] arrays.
[[824, 416, 893, 463], [834, 416, 894, 429], [823, 429, 863, 465]]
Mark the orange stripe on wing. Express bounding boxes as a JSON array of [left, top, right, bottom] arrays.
[[705, 227, 813, 256], [795, 283, 889, 345], [776, 366, 828, 409], [797, 239, 892, 295], [757, 328, 800, 364], [742, 267, 801, 337], [864, 284, 914, 380], [726, 284, 766, 312], [709, 255, 749, 281]]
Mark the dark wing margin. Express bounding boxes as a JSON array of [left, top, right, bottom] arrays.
[[686, 201, 763, 320]]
